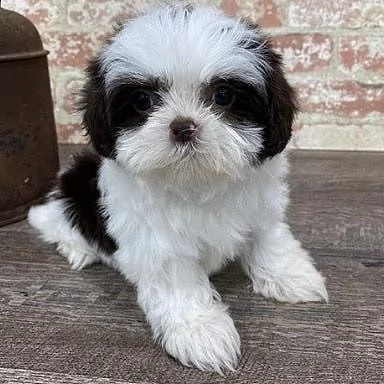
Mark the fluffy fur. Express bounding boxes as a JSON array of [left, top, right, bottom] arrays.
[[28, 3, 328, 374]]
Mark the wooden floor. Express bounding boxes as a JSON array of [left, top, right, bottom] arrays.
[[1, 146, 383, 384]]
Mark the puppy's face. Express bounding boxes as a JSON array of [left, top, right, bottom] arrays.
[[81, 5, 297, 181]]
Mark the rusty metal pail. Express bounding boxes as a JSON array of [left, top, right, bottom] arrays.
[[0, 5, 59, 226]]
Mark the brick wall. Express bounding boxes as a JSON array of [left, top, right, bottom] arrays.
[[3, 0, 384, 150]]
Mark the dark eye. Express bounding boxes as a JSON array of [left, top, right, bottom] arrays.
[[132, 90, 153, 112], [213, 86, 235, 107]]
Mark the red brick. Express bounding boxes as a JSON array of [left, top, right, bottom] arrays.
[[7, 0, 63, 29], [339, 37, 384, 76], [293, 124, 360, 150], [255, 0, 282, 28], [272, 34, 332, 72], [287, 0, 384, 28], [57, 123, 88, 144], [294, 80, 384, 117], [221, 0, 282, 27], [62, 77, 85, 115], [66, 0, 135, 26], [221, 0, 240, 15], [294, 124, 384, 150], [42, 32, 101, 68]]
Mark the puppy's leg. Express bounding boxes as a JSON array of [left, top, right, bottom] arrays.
[[241, 222, 328, 303], [28, 199, 99, 270], [133, 259, 240, 373]]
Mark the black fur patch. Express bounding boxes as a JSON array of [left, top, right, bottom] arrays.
[[203, 77, 268, 123], [108, 80, 164, 128], [202, 77, 271, 164], [79, 58, 165, 158], [58, 151, 117, 255], [258, 46, 298, 160], [235, 20, 298, 161], [79, 59, 116, 158]]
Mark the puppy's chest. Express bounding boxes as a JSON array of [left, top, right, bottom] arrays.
[[106, 185, 254, 253], [149, 198, 251, 261], [167, 197, 250, 243]]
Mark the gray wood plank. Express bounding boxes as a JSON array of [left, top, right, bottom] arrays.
[[288, 151, 384, 255], [0, 368, 149, 384], [1, 146, 383, 384], [1, 255, 383, 383]]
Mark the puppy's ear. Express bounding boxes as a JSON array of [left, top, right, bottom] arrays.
[[261, 47, 298, 159], [243, 21, 298, 160], [79, 59, 115, 157]]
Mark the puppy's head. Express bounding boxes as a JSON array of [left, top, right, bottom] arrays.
[[80, 4, 297, 181]]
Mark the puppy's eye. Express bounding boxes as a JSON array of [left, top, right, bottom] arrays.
[[213, 86, 235, 107], [132, 90, 153, 112]]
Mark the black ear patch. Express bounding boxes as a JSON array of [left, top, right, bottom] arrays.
[[79, 59, 116, 158], [260, 48, 298, 159], [241, 20, 298, 160]]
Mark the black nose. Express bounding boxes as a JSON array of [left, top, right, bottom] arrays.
[[169, 119, 198, 143]]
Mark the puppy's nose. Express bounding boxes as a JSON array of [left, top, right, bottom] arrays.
[[169, 119, 198, 143]]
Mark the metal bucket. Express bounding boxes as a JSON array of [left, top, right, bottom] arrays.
[[0, 6, 59, 226]]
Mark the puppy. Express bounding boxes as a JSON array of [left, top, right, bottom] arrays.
[[29, 3, 328, 374]]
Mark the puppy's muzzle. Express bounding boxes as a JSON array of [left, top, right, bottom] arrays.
[[169, 119, 198, 143]]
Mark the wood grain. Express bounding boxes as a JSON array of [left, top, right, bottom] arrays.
[[0, 146, 383, 384], [0, 368, 145, 384]]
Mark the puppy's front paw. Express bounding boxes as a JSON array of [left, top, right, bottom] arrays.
[[252, 257, 328, 304], [161, 305, 240, 374]]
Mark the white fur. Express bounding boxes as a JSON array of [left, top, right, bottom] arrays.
[[102, 4, 270, 91], [29, 152, 327, 373], [105, 4, 267, 180], [28, 200, 100, 270], [28, 3, 328, 374]]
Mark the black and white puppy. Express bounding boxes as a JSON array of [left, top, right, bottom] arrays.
[[29, 3, 328, 374]]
